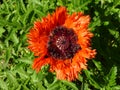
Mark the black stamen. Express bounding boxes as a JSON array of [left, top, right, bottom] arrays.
[[47, 26, 81, 60]]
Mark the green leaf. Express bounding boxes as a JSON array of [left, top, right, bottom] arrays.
[[78, 74, 83, 82], [84, 70, 101, 89], [0, 78, 8, 90], [109, 29, 119, 39], [92, 59, 102, 71], [6, 71, 19, 87], [61, 80, 78, 90], [19, 0, 27, 13], [11, 33, 19, 44], [31, 71, 39, 83], [106, 66, 117, 86], [0, 27, 5, 37], [36, 82, 46, 90], [17, 57, 32, 64], [81, 82, 90, 90], [5, 47, 11, 65], [71, 0, 80, 7], [41, 64, 50, 73], [47, 79, 60, 90], [22, 85, 29, 90], [22, 3, 34, 25], [112, 85, 120, 90], [16, 85, 22, 90], [15, 67, 29, 79]]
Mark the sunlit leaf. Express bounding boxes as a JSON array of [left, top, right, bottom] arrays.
[[0, 27, 5, 37], [17, 57, 32, 64], [61, 80, 78, 90], [106, 66, 117, 86], [84, 70, 101, 89], [92, 59, 102, 71], [0, 78, 8, 90]]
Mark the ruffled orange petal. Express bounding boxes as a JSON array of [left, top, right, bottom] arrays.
[[27, 28, 48, 56], [52, 7, 67, 26], [28, 6, 96, 81], [32, 56, 51, 72], [28, 7, 68, 56]]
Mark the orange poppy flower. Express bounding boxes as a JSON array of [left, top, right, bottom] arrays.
[[27, 6, 96, 81]]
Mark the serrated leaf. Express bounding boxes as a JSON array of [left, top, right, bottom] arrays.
[[5, 48, 11, 60], [48, 84, 60, 90], [17, 57, 32, 64], [15, 67, 29, 79], [31, 71, 39, 83], [22, 4, 34, 25], [109, 29, 119, 39], [92, 59, 102, 71], [6, 71, 19, 87], [81, 82, 90, 90], [19, 0, 27, 13], [61, 80, 78, 90], [5, 47, 11, 66], [0, 27, 5, 37], [47, 79, 60, 90], [71, 0, 80, 7], [112, 85, 120, 90], [78, 73, 83, 82], [36, 82, 46, 90], [16, 85, 22, 90], [84, 70, 101, 89], [22, 85, 29, 90], [41, 64, 50, 72], [0, 78, 8, 90], [11, 33, 19, 44], [106, 66, 117, 86]]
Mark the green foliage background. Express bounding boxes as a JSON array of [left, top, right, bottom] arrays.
[[0, 0, 120, 90]]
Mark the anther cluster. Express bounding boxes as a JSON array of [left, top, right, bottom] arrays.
[[47, 26, 81, 59]]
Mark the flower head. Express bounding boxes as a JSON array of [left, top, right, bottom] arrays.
[[27, 7, 96, 81]]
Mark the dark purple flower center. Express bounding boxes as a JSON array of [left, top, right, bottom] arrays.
[[47, 26, 81, 60], [56, 36, 69, 50]]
